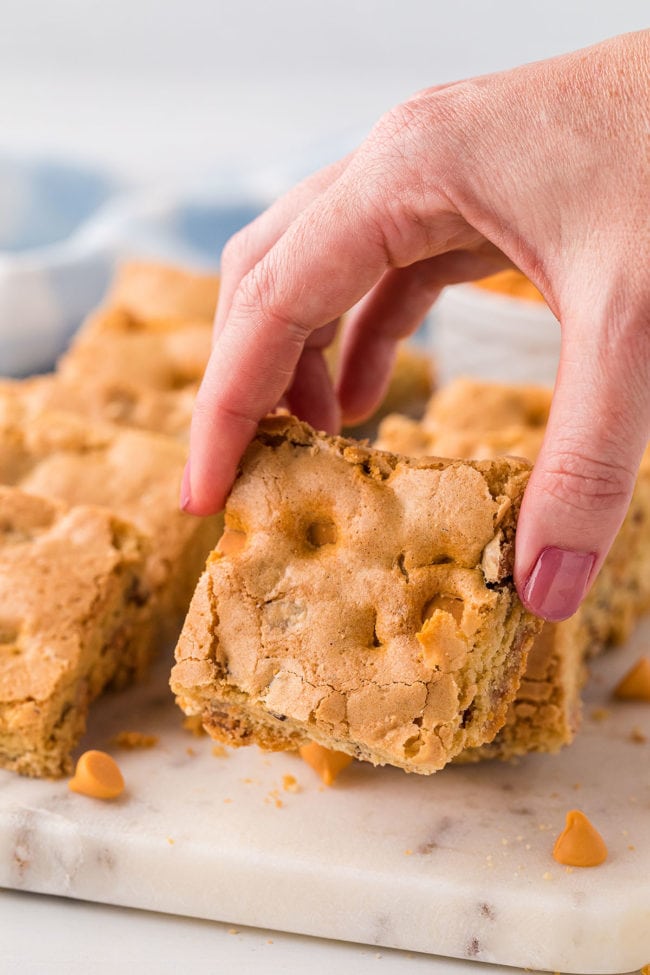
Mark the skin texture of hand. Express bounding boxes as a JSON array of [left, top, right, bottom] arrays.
[[183, 30, 650, 623]]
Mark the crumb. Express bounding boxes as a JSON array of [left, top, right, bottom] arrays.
[[501, 838, 509, 846], [211, 744, 228, 757], [265, 789, 283, 808], [630, 726, 647, 744], [167, 837, 175, 845], [403, 849, 413, 856], [266, 940, 274, 945], [572, 783, 581, 790], [228, 928, 239, 935], [542, 872, 553, 881], [185, 747, 196, 757], [112, 731, 158, 750], [282, 774, 300, 793], [590, 707, 611, 722], [223, 798, 232, 804], [182, 714, 206, 737]]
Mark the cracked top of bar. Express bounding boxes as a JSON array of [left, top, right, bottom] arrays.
[[172, 415, 542, 774]]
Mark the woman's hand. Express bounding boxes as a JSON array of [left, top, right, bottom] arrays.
[[183, 30, 650, 622]]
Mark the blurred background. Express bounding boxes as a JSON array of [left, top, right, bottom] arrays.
[[1, 0, 648, 186], [0, 0, 647, 375]]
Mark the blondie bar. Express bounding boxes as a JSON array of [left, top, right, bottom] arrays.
[[0, 392, 222, 627], [0, 486, 151, 777], [106, 259, 220, 322], [171, 415, 541, 773], [5, 304, 212, 438], [376, 378, 650, 760]]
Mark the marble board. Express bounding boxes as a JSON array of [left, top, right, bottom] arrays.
[[1, 618, 649, 975]]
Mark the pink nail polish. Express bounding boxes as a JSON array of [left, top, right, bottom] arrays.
[[180, 460, 192, 511], [522, 547, 596, 622]]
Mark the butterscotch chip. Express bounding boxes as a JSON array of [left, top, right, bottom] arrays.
[[0, 487, 150, 778], [613, 658, 650, 701], [216, 528, 247, 557], [552, 810, 608, 867], [171, 415, 541, 774], [299, 743, 353, 786], [69, 750, 125, 799]]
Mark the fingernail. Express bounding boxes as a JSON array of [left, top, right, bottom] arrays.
[[522, 547, 596, 622], [180, 459, 192, 512]]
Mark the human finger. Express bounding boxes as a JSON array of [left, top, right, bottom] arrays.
[[213, 155, 352, 342], [337, 245, 512, 423], [515, 311, 650, 621]]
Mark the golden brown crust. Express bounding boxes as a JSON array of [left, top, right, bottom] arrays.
[[0, 391, 222, 622], [422, 378, 552, 436], [171, 415, 541, 774], [0, 487, 151, 777], [377, 378, 650, 762], [105, 259, 220, 322], [4, 303, 213, 439]]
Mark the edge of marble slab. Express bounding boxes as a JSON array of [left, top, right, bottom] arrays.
[[1, 621, 649, 975]]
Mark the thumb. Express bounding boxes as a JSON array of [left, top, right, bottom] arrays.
[[514, 316, 650, 622]]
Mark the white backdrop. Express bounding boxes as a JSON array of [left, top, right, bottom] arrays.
[[0, 0, 647, 185]]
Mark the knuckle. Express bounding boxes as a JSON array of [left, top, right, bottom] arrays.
[[236, 261, 311, 348], [192, 392, 258, 430], [540, 447, 635, 514]]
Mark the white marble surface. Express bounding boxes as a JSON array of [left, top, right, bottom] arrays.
[[1, 619, 649, 975], [2, 7, 650, 974]]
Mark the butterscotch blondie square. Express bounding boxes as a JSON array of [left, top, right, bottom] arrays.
[[171, 415, 541, 774], [0, 261, 219, 439], [376, 378, 650, 761], [106, 259, 220, 322], [0, 486, 151, 777], [0, 393, 222, 627], [4, 304, 212, 438]]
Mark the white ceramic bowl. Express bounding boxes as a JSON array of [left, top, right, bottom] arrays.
[[429, 282, 561, 387]]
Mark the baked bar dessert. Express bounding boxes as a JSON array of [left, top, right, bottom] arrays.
[[106, 259, 220, 322], [0, 392, 222, 627], [0, 261, 219, 439], [171, 415, 542, 774], [1, 304, 212, 439], [0, 486, 151, 777], [376, 378, 650, 761], [420, 376, 552, 439]]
